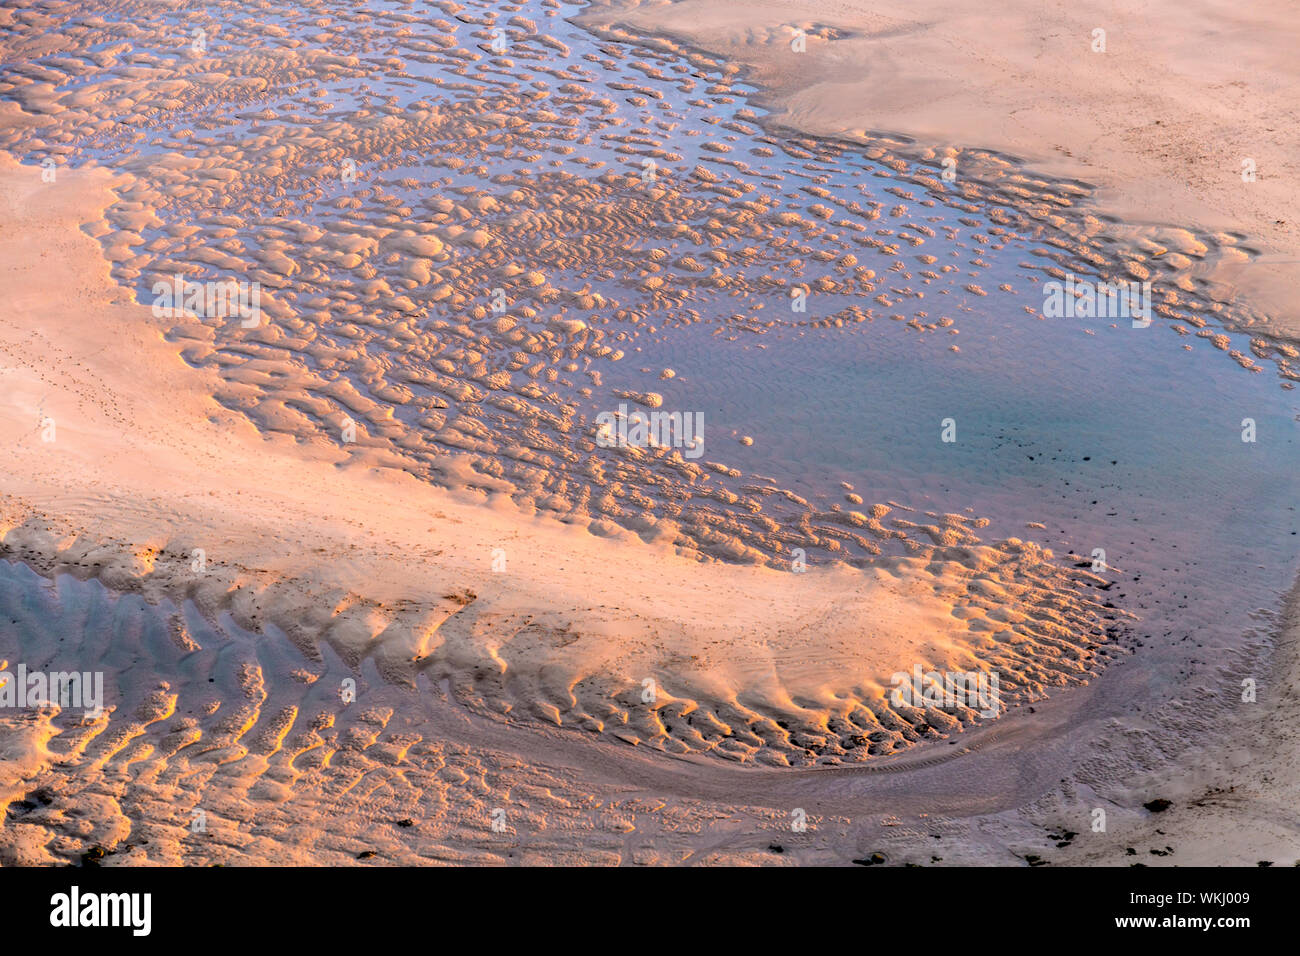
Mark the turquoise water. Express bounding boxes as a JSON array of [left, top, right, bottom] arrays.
[[629, 288, 1299, 689]]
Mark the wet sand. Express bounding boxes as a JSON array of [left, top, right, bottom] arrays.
[[588, 0, 1300, 340], [0, 153, 1111, 772], [1, 0, 1298, 866]]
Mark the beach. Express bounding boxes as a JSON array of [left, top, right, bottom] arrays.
[[1, 0, 1297, 866], [587, 0, 1300, 338]]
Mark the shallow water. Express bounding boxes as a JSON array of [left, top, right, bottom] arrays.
[[646, 292, 1300, 689]]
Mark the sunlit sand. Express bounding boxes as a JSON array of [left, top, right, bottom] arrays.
[[1, 0, 1297, 866]]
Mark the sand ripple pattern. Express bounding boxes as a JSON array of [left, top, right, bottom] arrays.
[[2, 0, 1222, 763], [0, 0, 1290, 571]]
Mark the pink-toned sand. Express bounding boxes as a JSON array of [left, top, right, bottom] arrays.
[[1, 0, 1297, 866], [586, 0, 1300, 339]]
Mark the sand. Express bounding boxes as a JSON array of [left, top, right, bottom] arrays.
[[0, 154, 1113, 774], [1, 0, 1296, 866], [585, 0, 1300, 340], [1054, 587, 1300, 867], [0, 154, 1120, 864]]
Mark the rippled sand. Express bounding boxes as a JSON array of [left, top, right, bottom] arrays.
[[1, 0, 1298, 865]]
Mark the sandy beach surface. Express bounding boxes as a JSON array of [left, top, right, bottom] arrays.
[[1, 0, 1297, 866], [587, 0, 1300, 339], [0, 154, 1107, 864]]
